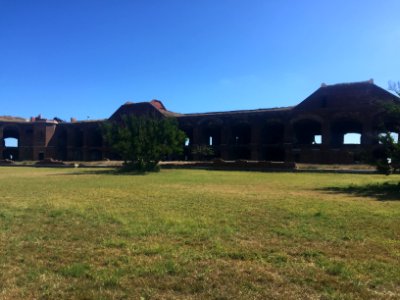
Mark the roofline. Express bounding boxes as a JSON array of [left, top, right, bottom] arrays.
[[0, 119, 29, 123], [320, 79, 375, 88], [179, 106, 293, 117]]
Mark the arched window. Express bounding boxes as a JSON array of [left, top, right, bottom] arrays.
[[378, 132, 398, 144], [344, 133, 361, 144], [292, 119, 322, 145], [331, 119, 363, 146], [2, 126, 20, 160], [231, 123, 251, 159], [232, 123, 251, 145], [4, 137, 18, 147]]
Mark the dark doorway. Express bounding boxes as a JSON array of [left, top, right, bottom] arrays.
[[231, 123, 251, 159], [293, 119, 322, 145]]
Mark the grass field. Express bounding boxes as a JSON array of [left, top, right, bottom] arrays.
[[0, 167, 399, 299]]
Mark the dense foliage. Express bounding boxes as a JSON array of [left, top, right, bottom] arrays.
[[376, 82, 400, 174], [103, 115, 186, 171], [377, 132, 400, 174]]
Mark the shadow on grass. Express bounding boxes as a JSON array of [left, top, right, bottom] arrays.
[[54, 168, 150, 176], [322, 182, 400, 201]]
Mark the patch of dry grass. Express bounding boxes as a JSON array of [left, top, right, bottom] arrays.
[[0, 167, 399, 299]]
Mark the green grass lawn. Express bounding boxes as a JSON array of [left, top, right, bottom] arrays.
[[0, 167, 399, 299]]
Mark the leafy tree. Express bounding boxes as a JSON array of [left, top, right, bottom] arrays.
[[103, 115, 186, 172], [376, 81, 400, 174], [376, 132, 400, 174]]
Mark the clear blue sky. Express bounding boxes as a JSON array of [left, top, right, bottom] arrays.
[[1, 0, 400, 121]]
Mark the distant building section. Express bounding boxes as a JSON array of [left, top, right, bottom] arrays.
[[1, 80, 399, 164]]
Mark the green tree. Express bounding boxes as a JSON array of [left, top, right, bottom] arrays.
[[103, 115, 186, 172], [376, 81, 400, 174], [377, 132, 400, 174]]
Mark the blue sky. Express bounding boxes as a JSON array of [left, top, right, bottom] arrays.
[[1, 0, 400, 121]]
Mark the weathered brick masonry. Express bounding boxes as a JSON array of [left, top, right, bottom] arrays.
[[1, 80, 399, 164]]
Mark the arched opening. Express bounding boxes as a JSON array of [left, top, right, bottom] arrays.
[[231, 123, 251, 159], [232, 123, 251, 145], [181, 127, 193, 161], [56, 127, 68, 161], [85, 127, 103, 161], [378, 132, 399, 144], [263, 121, 284, 144], [71, 128, 83, 160], [4, 137, 18, 147], [86, 127, 103, 148], [374, 131, 399, 164], [2, 127, 20, 160], [73, 128, 83, 148], [200, 123, 222, 158], [265, 146, 285, 161], [331, 119, 363, 147], [376, 121, 400, 145], [343, 133, 361, 144], [262, 121, 285, 161], [202, 126, 221, 146], [181, 127, 193, 145], [292, 119, 322, 145]]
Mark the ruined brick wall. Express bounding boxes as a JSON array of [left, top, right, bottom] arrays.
[[1, 81, 399, 163]]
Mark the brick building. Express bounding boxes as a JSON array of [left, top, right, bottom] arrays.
[[1, 80, 399, 164]]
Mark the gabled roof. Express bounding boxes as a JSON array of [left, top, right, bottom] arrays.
[[109, 99, 181, 121], [295, 80, 400, 111]]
